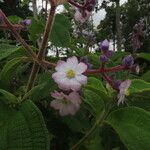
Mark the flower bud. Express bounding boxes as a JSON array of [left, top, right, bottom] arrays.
[[113, 80, 121, 90], [122, 55, 134, 67], [100, 55, 109, 63], [100, 39, 109, 52], [106, 50, 114, 58], [80, 56, 93, 69], [20, 19, 32, 26], [130, 64, 140, 74]]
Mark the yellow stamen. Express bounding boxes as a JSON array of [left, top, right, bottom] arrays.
[[125, 90, 130, 96], [66, 70, 75, 78]]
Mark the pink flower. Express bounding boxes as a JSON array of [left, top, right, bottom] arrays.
[[117, 80, 131, 106], [74, 10, 92, 24], [50, 91, 81, 116], [52, 56, 87, 91]]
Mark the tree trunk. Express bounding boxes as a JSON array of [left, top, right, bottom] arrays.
[[32, 0, 38, 20], [116, 0, 121, 51]]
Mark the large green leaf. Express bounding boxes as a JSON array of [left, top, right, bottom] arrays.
[[83, 89, 105, 118], [27, 73, 57, 102], [0, 44, 20, 61], [49, 14, 71, 47], [129, 79, 150, 95], [106, 107, 150, 150], [138, 53, 150, 61], [141, 71, 150, 82], [0, 89, 18, 105], [85, 77, 107, 94], [28, 18, 44, 43], [8, 15, 22, 24], [84, 77, 110, 101], [0, 57, 23, 83], [0, 100, 50, 149]]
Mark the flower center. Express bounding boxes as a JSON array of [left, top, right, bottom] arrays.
[[66, 70, 75, 78], [62, 98, 71, 105]]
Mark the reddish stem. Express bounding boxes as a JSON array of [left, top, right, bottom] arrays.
[[68, 0, 84, 9], [84, 65, 127, 75], [0, 24, 25, 30]]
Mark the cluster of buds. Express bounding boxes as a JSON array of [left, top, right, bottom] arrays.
[[129, 20, 145, 52], [100, 39, 114, 63], [51, 39, 141, 115], [122, 55, 140, 74]]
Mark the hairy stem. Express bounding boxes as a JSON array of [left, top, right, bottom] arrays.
[[85, 65, 127, 74], [0, 9, 37, 59], [26, 5, 56, 92], [68, 0, 84, 9]]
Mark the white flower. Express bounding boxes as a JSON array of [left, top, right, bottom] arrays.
[[50, 91, 81, 116], [117, 80, 131, 106], [52, 56, 87, 91]]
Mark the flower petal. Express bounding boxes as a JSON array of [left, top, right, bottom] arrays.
[[52, 72, 66, 83], [66, 56, 78, 69], [76, 62, 87, 74], [69, 79, 81, 91], [51, 91, 64, 99], [57, 78, 71, 91], [50, 99, 63, 110], [75, 75, 87, 85], [68, 92, 81, 105]]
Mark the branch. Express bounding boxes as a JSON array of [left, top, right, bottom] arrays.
[[26, 5, 56, 92], [0, 10, 37, 59]]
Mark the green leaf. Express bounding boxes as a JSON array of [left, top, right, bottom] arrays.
[[0, 89, 18, 105], [49, 14, 71, 47], [138, 53, 150, 61], [0, 57, 23, 83], [0, 44, 20, 61], [26, 73, 57, 102], [84, 77, 110, 101], [106, 107, 150, 150], [129, 79, 150, 95], [28, 18, 44, 43], [141, 71, 150, 82], [83, 89, 105, 117], [62, 109, 91, 133], [86, 77, 107, 94], [0, 100, 50, 149], [8, 15, 22, 24]]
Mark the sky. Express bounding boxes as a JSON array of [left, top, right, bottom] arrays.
[[37, 0, 128, 27], [93, 0, 128, 26]]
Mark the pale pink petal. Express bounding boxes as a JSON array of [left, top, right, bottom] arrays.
[[69, 105, 79, 115], [74, 11, 86, 24], [68, 92, 81, 105], [75, 75, 87, 85], [52, 72, 66, 83], [57, 78, 71, 91], [117, 94, 125, 106], [55, 60, 67, 71], [50, 99, 63, 110], [66, 56, 78, 69], [69, 79, 81, 91], [51, 91, 64, 99], [76, 62, 87, 74], [119, 80, 131, 91], [59, 106, 70, 116]]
